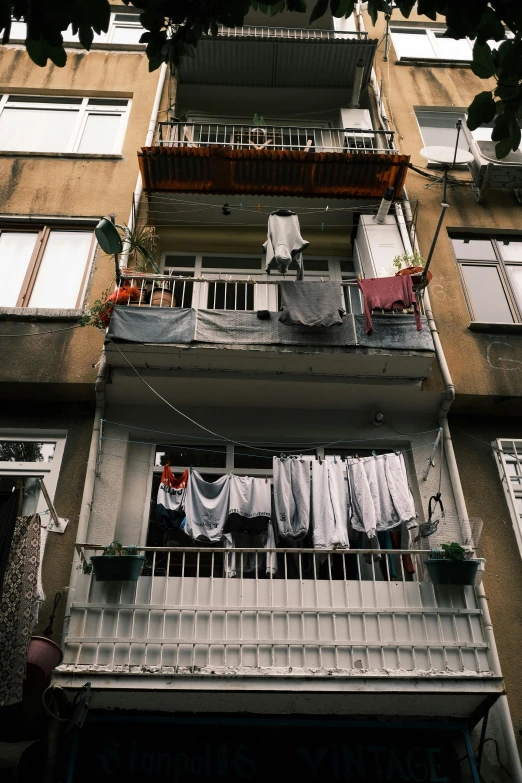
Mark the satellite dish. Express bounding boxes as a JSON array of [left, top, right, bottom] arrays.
[[95, 217, 123, 255]]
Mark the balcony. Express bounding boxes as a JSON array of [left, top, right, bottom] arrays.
[[175, 26, 375, 89], [104, 274, 434, 382], [54, 545, 503, 717], [138, 122, 410, 199]]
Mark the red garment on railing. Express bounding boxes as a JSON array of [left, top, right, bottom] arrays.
[[358, 276, 421, 335]]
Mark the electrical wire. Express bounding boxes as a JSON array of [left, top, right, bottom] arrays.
[[42, 685, 68, 722], [107, 338, 439, 455], [102, 418, 440, 447]]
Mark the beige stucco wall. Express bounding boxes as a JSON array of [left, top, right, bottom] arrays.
[[0, 45, 163, 392], [365, 10, 522, 403]]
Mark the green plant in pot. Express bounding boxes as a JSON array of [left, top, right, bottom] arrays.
[[425, 542, 481, 586], [90, 540, 145, 582], [392, 250, 433, 283]]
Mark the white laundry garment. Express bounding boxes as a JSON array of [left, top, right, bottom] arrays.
[[184, 471, 230, 543], [273, 457, 310, 540], [263, 210, 309, 280], [384, 453, 417, 529], [347, 459, 377, 539], [226, 475, 271, 534], [311, 460, 349, 549]]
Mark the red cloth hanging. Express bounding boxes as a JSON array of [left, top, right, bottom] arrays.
[[358, 276, 422, 334], [160, 461, 188, 490]]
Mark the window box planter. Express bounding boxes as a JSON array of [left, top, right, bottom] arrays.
[[425, 557, 481, 586], [91, 554, 145, 581]]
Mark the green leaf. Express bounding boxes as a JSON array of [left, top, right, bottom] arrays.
[[495, 135, 516, 159], [48, 44, 67, 68], [309, 0, 329, 24], [475, 7, 505, 44], [467, 90, 497, 130], [79, 25, 94, 50], [471, 42, 495, 79], [491, 110, 510, 142]]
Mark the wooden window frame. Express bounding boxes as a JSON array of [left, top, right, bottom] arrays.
[[0, 224, 96, 309], [451, 235, 522, 324]]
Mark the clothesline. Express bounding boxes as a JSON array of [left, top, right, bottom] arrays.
[[101, 419, 441, 448]]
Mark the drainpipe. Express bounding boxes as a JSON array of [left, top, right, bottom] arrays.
[[123, 62, 168, 264], [400, 196, 522, 782], [61, 352, 107, 646]]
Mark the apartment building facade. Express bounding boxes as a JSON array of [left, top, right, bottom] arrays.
[[364, 2, 522, 777], [2, 3, 521, 782], [0, 3, 165, 776], [38, 6, 522, 783]]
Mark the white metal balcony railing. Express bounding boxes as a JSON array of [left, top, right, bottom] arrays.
[[116, 275, 365, 315], [210, 25, 367, 40], [154, 122, 397, 155], [63, 545, 491, 676]]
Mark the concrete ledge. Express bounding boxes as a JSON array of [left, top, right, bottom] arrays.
[[0, 307, 83, 320]]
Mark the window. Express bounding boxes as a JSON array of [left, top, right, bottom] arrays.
[[0, 225, 94, 309], [391, 27, 472, 60], [0, 95, 131, 154], [0, 431, 66, 516], [495, 440, 522, 562], [415, 109, 468, 155], [161, 253, 357, 312], [451, 235, 522, 324], [9, 12, 143, 46]]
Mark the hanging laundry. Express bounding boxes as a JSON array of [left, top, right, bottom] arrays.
[[273, 457, 310, 540], [347, 452, 417, 539], [225, 521, 277, 578], [279, 281, 345, 328], [224, 475, 271, 536], [156, 462, 189, 532], [263, 209, 309, 280], [184, 471, 230, 543], [311, 459, 349, 549], [357, 276, 422, 334]]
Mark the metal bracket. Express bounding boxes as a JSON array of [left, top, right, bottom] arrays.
[[47, 516, 69, 534]]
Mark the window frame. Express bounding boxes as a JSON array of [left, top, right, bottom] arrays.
[[9, 12, 144, 47], [0, 223, 96, 309], [390, 25, 473, 62], [450, 234, 522, 324], [495, 439, 522, 563], [0, 429, 66, 514], [162, 251, 356, 312], [0, 94, 131, 155]]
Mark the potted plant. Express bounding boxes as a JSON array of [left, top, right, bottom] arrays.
[[424, 543, 481, 586], [250, 113, 267, 146], [89, 540, 145, 582], [392, 250, 433, 283]]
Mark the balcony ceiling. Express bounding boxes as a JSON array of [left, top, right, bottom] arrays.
[[177, 36, 377, 89], [138, 146, 411, 200]]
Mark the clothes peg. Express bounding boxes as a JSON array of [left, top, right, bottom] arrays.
[[222, 203, 231, 216], [318, 455, 322, 465], [321, 222, 324, 231], [334, 454, 337, 464], [265, 475, 268, 484], [257, 204, 261, 213], [280, 453, 286, 461], [355, 453, 360, 460], [240, 203, 243, 211], [372, 450, 377, 457], [299, 454, 303, 462], [325, 205, 329, 211]]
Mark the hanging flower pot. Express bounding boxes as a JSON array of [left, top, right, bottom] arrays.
[[424, 544, 481, 586], [397, 266, 433, 284], [90, 541, 145, 582], [26, 636, 63, 678]]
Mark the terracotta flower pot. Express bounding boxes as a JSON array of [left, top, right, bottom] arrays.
[[396, 266, 433, 283], [26, 636, 63, 678]]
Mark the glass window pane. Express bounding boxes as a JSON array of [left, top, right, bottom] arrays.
[[110, 24, 143, 44], [506, 265, 522, 311], [201, 257, 261, 269], [28, 231, 92, 309], [498, 240, 522, 262], [416, 110, 468, 150], [461, 264, 513, 322], [0, 232, 37, 306], [391, 29, 435, 59], [165, 255, 196, 268], [0, 107, 78, 152], [76, 113, 122, 154], [451, 238, 496, 260], [0, 441, 55, 461], [433, 32, 472, 60], [155, 445, 226, 468], [10, 20, 26, 38]]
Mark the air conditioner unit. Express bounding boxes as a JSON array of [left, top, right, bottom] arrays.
[[340, 108, 376, 151], [462, 118, 522, 203]]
